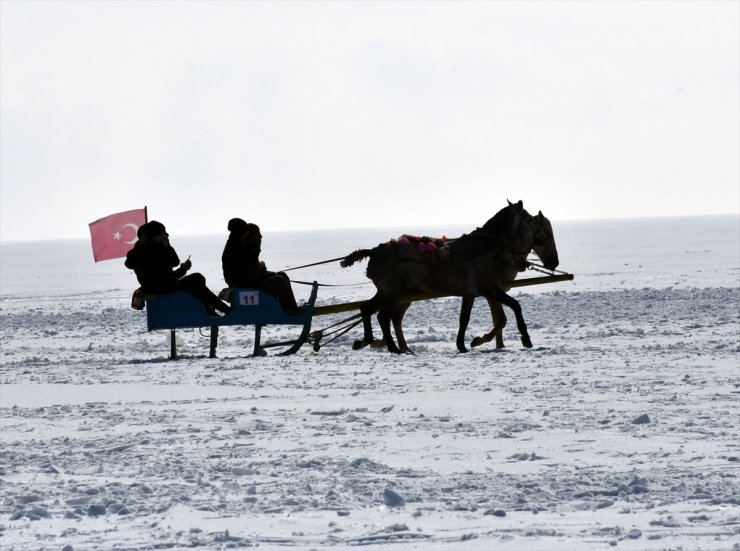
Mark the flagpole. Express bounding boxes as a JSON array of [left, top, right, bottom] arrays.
[[144, 206, 148, 223]]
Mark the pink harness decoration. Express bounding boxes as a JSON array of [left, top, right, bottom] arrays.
[[388, 235, 451, 262]]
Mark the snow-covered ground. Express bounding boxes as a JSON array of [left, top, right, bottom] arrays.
[[1, 215, 738, 550]]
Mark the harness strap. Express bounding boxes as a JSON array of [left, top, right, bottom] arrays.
[[310, 313, 366, 350], [292, 279, 369, 287]]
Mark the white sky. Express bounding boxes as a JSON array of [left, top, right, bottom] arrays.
[[1, 0, 738, 242]]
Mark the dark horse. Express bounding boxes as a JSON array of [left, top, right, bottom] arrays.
[[340, 201, 559, 353]]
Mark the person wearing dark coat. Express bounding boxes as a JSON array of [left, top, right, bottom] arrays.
[[126, 221, 231, 317], [222, 218, 303, 314]]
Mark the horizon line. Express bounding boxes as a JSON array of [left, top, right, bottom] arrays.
[[0, 212, 737, 245]]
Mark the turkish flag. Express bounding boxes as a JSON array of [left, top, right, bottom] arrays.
[[89, 208, 147, 262]]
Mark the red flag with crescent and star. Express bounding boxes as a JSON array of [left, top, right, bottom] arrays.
[[89, 208, 148, 262]]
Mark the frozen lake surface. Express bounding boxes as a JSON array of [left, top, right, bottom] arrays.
[[1, 215, 738, 550]]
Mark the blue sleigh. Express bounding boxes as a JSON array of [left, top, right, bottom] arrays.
[[145, 282, 319, 359]]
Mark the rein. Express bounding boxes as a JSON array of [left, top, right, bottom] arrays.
[[292, 279, 370, 287], [525, 261, 569, 276], [281, 256, 373, 287], [282, 256, 349, 272], [282, 203, 555, 287]]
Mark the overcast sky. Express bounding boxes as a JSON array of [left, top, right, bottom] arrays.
[[1, 0, 738, 242]]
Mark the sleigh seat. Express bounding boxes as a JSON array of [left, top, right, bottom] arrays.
[[144, 282, 318, 359]]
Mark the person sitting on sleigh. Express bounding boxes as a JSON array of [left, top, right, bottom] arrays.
[[221, 218, 304, 315]]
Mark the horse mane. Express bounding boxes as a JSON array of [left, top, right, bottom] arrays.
[[481, 200, 532, 234]]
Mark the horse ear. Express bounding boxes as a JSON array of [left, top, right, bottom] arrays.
[[507, 199, 513, 206], [538, 210, 543, 217]]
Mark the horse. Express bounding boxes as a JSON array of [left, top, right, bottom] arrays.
[[362, 227, 530, 353], [340, 201, 559, 353]]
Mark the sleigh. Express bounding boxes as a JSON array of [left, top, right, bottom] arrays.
[[145, 282, 319, 359], [144, 272, 574, 359]]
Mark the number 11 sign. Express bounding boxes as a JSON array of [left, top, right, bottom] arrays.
[[238, 291, 259, 306]]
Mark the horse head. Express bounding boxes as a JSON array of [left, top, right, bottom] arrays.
[[530, 210, 559, 270], [484, 201, 559, 271]]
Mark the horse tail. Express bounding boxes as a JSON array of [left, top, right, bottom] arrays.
[[340, 249, 372, 268]]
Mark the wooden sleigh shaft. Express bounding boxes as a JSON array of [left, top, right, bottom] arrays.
[[312, 273, 574, 317]]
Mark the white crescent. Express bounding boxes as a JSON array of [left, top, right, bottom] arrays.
[[121, 223, 140, 244]]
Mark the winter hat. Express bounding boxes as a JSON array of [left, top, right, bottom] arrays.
[[143, 220, 166, 238], [228, 218, 249, 235]]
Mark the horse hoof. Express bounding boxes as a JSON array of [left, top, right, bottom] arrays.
[[458, 347, 469, 354], [311, 331, 322, 352], [353, 339, 371, 350], [521, 336, 533, 348], [385, 341, 403, 354], [470, 337, 483, 348]]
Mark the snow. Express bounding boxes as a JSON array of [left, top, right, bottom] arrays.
[[1, 215, 739, 550]]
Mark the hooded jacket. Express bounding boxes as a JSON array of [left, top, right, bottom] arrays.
[[221, 236, 265, 288], [125, 239, 188, 294]]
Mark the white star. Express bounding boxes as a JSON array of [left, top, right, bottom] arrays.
[[113, 231, 122, 240]]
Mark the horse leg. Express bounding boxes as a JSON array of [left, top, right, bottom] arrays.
[[392, 302, 412, 354], [353, 294, 382, 350], [491, 288, 532, 348], [377, 298, 403, 354], [456, 296, 474, 353], [492, 299, 507, 348], [471, 299, 507, 349]]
